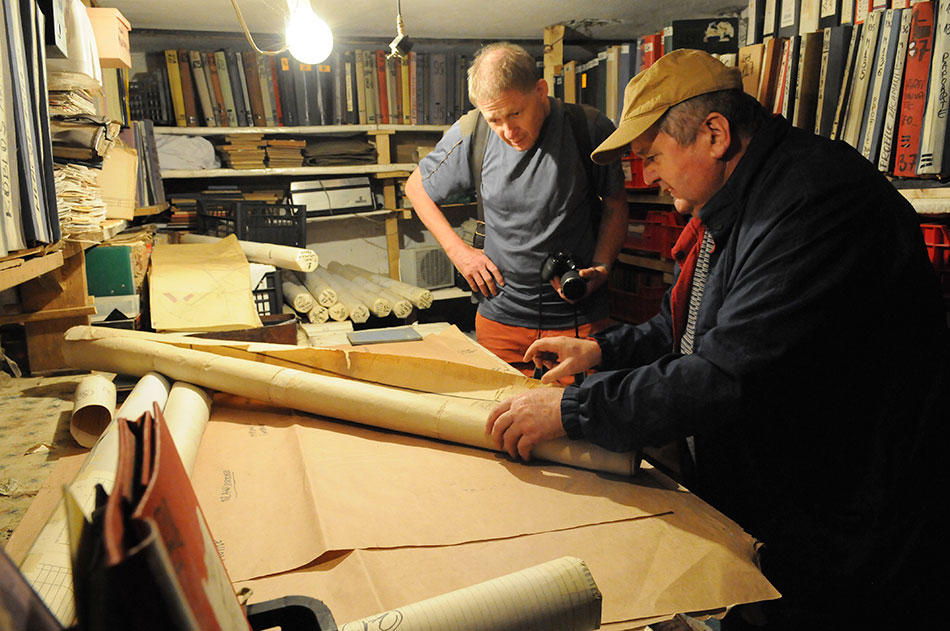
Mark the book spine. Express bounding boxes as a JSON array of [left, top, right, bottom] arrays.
[[893, 0, 934, 177], [189, 50, 215, 126], [375, 50, 390, 124], [213, 50, 238, 127], [164, 49, 187, 127], [860, 8, 896, 159], [258, 54, 276, 126], [226, 51, 248, 127], [842, 9, 881, 148], [241, 50, 267, 127], [815, 28, 832, 134], [204, 51, 227, 126], [269, 56, 283, 126], [878, 8, 912, 172], [401, 55, 412, 124], [354, 49, 367, 125], [178, 50, 201, 127], [234, 52, 253, 127], [831, 23, 862, 139], [916, 0, 950, 175], [363, 49, 377, 124]]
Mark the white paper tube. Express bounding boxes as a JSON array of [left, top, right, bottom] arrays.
[[327, 262, 411, 318], [314, 268, 368, 323], [181, 232, 318, 272], [281, 272, 315, 313], [339, 556, 602, 631], [301, 268, 339, 308], [162, 382, 213, 476], [327, 267, 391, 318], [341, 263, 432, 309], [70, 373, 116, 448]]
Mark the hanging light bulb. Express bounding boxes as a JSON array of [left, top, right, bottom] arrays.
[[285, 0, 333, 65]]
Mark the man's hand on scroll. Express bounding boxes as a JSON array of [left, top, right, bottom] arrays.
[[524, 336, 602, 385], [452, 244, 504, 296], [486, 387, 566, 461]]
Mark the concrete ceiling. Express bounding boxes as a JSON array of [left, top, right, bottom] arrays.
[[97, 0, 746, 43]]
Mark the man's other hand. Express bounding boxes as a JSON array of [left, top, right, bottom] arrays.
[[486, 387, 566, 461], [453, 245, 504, 296], [524, 336, 602, 384]]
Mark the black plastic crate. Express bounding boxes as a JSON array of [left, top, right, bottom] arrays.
[[253, 270, 284, 317], [197, 199, 307, 248]]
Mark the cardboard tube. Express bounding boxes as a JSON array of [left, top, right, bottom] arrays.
[[181, 233, 318, 272], [62, 327, 638, 477]]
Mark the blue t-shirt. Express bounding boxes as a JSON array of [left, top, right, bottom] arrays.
[[418, 98, 625, 329]]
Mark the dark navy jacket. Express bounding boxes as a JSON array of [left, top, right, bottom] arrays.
[[561, 115, 948, 613]]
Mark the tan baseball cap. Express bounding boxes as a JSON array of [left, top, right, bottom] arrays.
[[591, 49, 743, 164]]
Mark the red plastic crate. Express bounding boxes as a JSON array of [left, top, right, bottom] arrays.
[[608, 269, 669, 324], [921, 224, 949, 271], [621, 155, 658, 190], [624, 210, 688, 260]]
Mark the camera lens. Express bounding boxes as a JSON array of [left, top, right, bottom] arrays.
[[560, 269, 586, 300]]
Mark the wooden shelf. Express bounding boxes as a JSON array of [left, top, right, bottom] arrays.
[[305, 209, 412, 224], [0, 249, 65, 293], [162, 163, 420, 179], [154, 124, 449, 136], [898, 188, 950, 216]]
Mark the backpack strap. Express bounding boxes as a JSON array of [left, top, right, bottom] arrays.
[[460, 108, 488, 248], [562, 102, 604, 231]]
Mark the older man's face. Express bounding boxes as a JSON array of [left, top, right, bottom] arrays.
[[632, 125, 725, 217], [476, 80, 549, 152]]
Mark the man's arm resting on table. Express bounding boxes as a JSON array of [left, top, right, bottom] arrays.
[[404, 169, 504, 296], [486, 336, 603, 460]]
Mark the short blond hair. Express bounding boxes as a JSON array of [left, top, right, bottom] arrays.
[[467, 42, 539, 106]]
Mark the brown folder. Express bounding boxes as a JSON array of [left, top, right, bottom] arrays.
[[177, 50, 199, 127], [205, 51, 229, 127], [241, 51, 267, 127]]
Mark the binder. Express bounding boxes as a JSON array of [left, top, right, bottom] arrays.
[[893, 0, 934, 177], [204, 51, 228, 126], [276, 55, 297, 126], [815, 24, 853, 137], [213, 50, 239, 127], [877, 8, 912, 173], [375, 49, 389, 124], [163, 49, 186, 126], [233, 51, 253, 127], [225, 49, 248, 126], [859, 8, 903, 163], [240, 50, 267, 127], [188, 50, 215, 126]]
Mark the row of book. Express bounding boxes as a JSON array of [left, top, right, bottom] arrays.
[[743, 1, 950, 178], [747, 0, 912, 47], [0, 0, 60, 257], [132, 47, 474, 130], [557, 18, 740, 127]]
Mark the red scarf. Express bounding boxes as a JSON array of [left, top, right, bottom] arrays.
[[670, 216, 705, 352]]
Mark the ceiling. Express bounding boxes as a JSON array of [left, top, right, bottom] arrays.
[[96, 0, 746, 44]]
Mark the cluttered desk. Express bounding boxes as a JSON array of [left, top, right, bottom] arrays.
[[5, 323, 778, 630]]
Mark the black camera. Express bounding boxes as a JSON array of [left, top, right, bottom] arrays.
[[540, 252, 586, 301]]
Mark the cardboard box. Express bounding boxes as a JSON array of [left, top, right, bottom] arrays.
[[85, 7, 131, 69]]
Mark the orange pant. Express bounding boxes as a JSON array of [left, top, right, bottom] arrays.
[[475, 312, 610, 380]]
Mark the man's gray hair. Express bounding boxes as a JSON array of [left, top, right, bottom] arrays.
[[658, 89, 769, 145], [468, 42, 539, 106]]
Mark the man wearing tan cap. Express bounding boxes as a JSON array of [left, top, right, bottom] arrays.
[[487, 49, 947, 627]]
